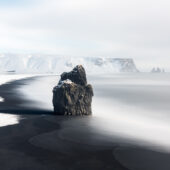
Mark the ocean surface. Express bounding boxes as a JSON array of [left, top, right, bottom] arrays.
[[1, 73, 170, 153], [89, 73, 170, 152]]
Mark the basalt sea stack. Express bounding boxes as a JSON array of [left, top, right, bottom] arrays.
[[52, 65, 93, 115]]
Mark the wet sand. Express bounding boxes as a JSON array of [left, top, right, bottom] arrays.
[[0, 77, 128, 170]]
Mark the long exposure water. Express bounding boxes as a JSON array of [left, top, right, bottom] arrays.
[[19, 73, 170, 152]]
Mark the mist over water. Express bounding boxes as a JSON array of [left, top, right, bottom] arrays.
[[89, 73, 170, 152], [19, 73, 170, 153]]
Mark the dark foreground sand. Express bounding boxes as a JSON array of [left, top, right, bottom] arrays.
[[0, 76, 128, 170], [0, 76, 170, 170]]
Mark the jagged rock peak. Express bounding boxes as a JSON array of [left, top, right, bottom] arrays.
[[60, 65, 87, 86]]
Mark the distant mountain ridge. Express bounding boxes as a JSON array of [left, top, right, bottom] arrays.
[[0, 54, 139, 74]]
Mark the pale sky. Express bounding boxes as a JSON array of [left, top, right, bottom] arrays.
[[0, 0, 170, 70]]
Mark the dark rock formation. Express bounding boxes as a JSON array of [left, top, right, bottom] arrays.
[[151, 67, 165, 73], [60, 65, 87, 86], [52, 65, 93, 115]]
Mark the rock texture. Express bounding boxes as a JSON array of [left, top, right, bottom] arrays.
[[60, 65, 87, 86], [52, 65, 93, 115]]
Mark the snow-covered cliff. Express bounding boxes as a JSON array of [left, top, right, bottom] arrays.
[[0, 54, 139, 74]]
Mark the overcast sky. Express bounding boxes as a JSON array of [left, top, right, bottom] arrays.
[[0, 0, 170, 70]]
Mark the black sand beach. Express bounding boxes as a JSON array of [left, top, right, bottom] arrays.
[[1, 76, 170, 170], [0, 76, 128, 170]]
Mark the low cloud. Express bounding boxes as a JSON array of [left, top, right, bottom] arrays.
[[0, 0, 170, 70]]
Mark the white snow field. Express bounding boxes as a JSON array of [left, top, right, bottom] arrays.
[[0, 54, 138, 74]]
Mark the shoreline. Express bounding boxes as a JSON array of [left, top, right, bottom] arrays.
[[0, 76, 129, 170], [1, 75, 170, 170]]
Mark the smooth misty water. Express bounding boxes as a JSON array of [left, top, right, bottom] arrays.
[[18, 73, 170, 152], [89, 73, 170, 152]]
